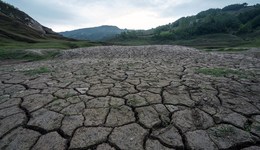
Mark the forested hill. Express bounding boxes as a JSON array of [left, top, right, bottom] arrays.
[[153, 3, 260, 40], [111, 3, 260, 47]]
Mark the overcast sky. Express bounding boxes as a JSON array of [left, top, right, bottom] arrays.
[[3, 0, 260, 32]]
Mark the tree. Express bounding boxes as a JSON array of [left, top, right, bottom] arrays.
[[222, 3, 248, 11]]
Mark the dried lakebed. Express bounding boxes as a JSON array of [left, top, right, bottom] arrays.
[[0, 45, 260, 150]]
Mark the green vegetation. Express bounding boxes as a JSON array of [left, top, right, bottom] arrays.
[[1, 1, 259, 63], [0, 49, 59, 61], [0, 40, 100, 61], [110, 3, 260, 48], [23, 67, 51, 75], [204, 47, 249, 52], [0, 39, 99, 50], [152, 3, 260, 41], [195, 68, 250, 78]]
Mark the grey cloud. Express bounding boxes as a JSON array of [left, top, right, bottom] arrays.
[[5, 0, 74, 23], [3, 0, 260, 31], [159, 0, 259, 18]]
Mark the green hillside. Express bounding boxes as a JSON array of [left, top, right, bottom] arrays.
[[0, 0, 100, 60], [0, 0, 65, 42], [110, 3, 260, 48]]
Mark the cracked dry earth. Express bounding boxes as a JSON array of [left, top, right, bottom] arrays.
[[0, 45, 260, 150]]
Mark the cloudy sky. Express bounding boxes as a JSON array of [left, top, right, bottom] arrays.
[[4, 0, 260, 32]]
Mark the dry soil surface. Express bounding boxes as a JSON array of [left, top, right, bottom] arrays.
[[0, 45, 260, 150]]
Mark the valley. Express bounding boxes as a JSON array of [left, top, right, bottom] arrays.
[[1, 1, 260, 150]]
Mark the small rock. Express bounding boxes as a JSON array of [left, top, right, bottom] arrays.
[[75, 88, 89, 94], [165, 105, 179, 113]]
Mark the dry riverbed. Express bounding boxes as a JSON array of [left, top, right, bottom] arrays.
[[0, 45, 260, 150]]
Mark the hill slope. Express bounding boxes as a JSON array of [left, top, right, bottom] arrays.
[[0, 1, 100, 52], [60, 25, 124, 41], [0, 0, 66, 43], [110, 3, 260, 48], [0, 1, 101, 60]]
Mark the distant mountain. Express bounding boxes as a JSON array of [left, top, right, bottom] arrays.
[[60, 25, 124, 41], [111, 3, 260, 48], [0, 0, 66, 43]]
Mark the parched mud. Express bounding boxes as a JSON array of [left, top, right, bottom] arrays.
[[0, 45, 259, 150]]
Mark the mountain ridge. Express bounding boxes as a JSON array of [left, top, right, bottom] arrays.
[[60, 25, 124, 41], [109, 3, 260, 48]]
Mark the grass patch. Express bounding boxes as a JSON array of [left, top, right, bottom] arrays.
[[195, 67, 249, 78], [23, 67, 51, 75], [0, 40, 102, 61], [110, 33, 260, 48], [0, 40, 100, 50], [0, 49, 60, 61], [218, 48, 248, 52], [204, 47, 249, 52]]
